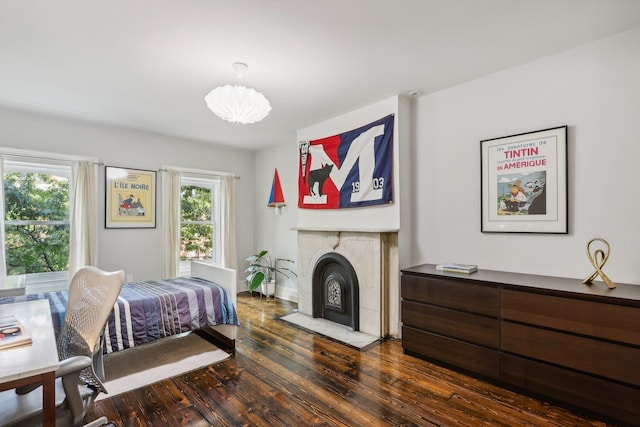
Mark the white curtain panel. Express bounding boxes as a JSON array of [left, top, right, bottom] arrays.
[[68, 161, 98, 284], [0, 158, 7, 277], [161, 169, 181, 279], [221, 175, 237, 270]]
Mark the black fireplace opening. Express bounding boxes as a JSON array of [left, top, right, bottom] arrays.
[[312, 252, 359, 331]]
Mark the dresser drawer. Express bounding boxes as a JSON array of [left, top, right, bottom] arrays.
[[501, 289, 640, 346], [502, 321, 640, 387], [402, 300, 499, 348], [401, 275, 499, 317], [501, 353, 640, 426], [402, 325, 500, 380]]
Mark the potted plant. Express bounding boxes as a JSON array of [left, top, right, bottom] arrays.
[[245, 250, 297, 297]]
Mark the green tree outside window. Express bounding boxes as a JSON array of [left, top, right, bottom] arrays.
[[3, 172, 70, 274], [180, 185, 214, 261]]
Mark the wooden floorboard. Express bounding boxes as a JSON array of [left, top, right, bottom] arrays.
[[87, 293, 614, 426]]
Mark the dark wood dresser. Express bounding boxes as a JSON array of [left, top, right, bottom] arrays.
[[401, 263, 640, 426]]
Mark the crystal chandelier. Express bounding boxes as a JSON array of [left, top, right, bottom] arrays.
[[204, 62, 271, 124]]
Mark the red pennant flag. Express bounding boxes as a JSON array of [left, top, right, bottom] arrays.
[[268, 168, 285, 206]]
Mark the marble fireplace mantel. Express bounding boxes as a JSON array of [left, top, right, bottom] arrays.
[[294, 227, 399, 233], [296, 228, 398, 338]]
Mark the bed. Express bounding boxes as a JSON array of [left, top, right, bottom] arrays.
[[0, 261, 239, 353]]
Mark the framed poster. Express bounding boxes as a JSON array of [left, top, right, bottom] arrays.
[[480, 126, 568, 233], [105, 166, 156, 228]]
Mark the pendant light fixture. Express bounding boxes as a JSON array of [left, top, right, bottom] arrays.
[[204, 62, 271, 124]]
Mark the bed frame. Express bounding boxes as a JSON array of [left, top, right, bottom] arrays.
[[190, 261, 238, 352]]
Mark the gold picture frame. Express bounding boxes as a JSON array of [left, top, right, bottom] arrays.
[[105, 166, 156, 228]]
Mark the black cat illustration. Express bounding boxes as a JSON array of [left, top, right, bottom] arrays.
[[308, 164, 333, 196]]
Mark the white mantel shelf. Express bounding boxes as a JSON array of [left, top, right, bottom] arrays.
[[294, 227, 399, 233]]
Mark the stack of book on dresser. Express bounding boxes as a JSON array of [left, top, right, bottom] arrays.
[[436, 263, 478, 274]]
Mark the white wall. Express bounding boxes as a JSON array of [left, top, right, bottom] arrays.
[[5, 25, 640, 290], [411, 27, 640, 284], [257, 26, 640, 292], [251, 143, 300, 298], [296, 96, 405, 231], [0, 107, 255, 282]]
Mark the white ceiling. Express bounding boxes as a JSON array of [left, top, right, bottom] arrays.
[[2, 1, 640, 150]]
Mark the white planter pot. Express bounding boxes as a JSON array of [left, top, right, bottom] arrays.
[[261, 280, 276, 297]]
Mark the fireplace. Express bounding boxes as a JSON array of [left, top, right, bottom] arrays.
[[312, 252, 359, 330], [297, 229, 398, 338]]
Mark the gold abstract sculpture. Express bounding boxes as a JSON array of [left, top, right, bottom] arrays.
[[583, 238, 616, 289]]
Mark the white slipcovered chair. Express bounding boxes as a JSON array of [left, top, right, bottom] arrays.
[[0, 266, 124, 427]]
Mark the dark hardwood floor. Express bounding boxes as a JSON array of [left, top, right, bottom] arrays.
[[87, 293, 614, 426]]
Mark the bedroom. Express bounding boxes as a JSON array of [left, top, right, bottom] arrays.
[[1, 1, 640, 425]]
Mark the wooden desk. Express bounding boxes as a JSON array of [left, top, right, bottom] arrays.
[[0, 299, 59, 427]]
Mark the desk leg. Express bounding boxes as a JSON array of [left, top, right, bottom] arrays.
[[42, 371, 56, 427]]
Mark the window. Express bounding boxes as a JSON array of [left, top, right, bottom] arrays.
[[2, 159, 71, 286], [179, 175, 221, 276]]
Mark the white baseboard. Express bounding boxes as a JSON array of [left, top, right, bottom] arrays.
[[238, 282, 298, 304], [276, 285, 298, 303]]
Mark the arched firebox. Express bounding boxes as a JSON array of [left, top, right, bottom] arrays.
[[312, 252, 359, 331]]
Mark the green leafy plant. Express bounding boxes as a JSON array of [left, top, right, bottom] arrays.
[[245, 250, 297, 292]]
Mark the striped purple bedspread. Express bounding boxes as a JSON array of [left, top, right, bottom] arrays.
[[0, 276, 238, 354]]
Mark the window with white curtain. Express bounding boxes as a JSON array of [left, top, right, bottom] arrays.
[[2, 158, 71, 287], [179, 175, 222, 276]]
